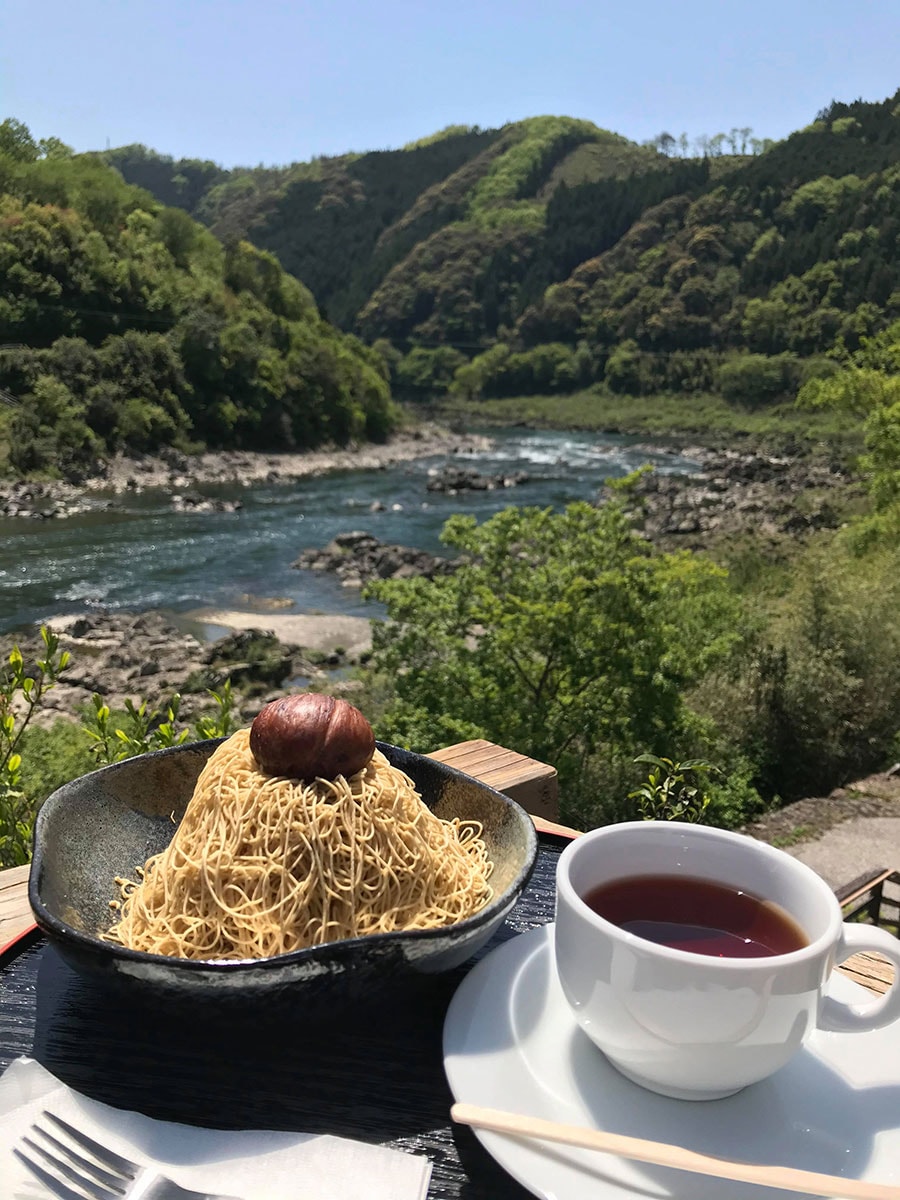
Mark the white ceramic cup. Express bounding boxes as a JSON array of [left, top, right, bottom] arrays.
[[554, 821, 900, 1100]]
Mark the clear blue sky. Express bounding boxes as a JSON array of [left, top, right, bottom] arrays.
[[3, 0, 898, 167]]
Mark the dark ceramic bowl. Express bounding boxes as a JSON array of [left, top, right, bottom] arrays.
[[29, 740, 538, 1001]]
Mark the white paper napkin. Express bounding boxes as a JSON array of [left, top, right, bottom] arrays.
[[0, 1057, 432, 1200]]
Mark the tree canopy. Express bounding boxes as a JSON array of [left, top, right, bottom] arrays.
[[0, 120, 397, 478]]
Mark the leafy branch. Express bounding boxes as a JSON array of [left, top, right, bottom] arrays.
[[83, 681, 238, 766], [0, 627, 70, 866], [629, 753, 721, 823]]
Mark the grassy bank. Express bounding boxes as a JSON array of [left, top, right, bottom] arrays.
[[433, 388, 863, 453]]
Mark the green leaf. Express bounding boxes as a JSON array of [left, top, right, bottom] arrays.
[[633, 753, 668, 769]]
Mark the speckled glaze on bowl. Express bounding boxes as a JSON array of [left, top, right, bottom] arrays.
[[28, 740, 538, 1001]]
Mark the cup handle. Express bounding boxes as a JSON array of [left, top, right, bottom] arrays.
[[818, 922, 900, 1033]]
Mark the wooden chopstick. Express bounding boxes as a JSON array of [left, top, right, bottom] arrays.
[[529, 815, 583, 840], [451, 1103, 896, 1200]]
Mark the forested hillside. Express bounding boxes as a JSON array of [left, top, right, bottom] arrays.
[[108, 119, 660, 333], [106, 93, 900, 409], [0, 119, 396, 480], [4, 89, 900, 479]]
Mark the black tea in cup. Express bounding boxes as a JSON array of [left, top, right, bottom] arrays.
[[581, 874, 809, 958]]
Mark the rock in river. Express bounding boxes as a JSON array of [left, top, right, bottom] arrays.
[[425, 466, 529, 494], [293, 531, 455, 589]]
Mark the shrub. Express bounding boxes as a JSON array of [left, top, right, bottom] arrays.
[[83, 684, 238, 764], [693, 545, 900, 800], [18, 719, 96, 811], [0, 628, 70, 866], [717, 353, 800, 406], [628, 754, 719, 823], [0, 623, 241, 866]]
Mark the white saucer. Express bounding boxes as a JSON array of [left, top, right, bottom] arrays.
[[443, 925, 900, 1200]]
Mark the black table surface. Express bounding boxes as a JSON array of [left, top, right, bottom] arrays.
[[0, 837, 566, 1199]]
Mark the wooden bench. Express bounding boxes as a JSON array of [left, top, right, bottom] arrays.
[[833, 868, 900, 992], [837, 867, 900, 930]]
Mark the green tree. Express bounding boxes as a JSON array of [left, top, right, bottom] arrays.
[[741, 298, 792, 354], [394, 345, 466, 398], [697, 546, 900, 800], [799, 324, 900, 510], [9, 376, 102, 477], [0, 130, 399, 474], [605, 339, 652, 394], [0, 118, 39, 162], [366, 499, 743, 825], [37, 137, 74, 160]]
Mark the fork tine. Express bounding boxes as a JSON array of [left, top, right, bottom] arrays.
[[43, 1111, 139, 1179], [28, 1129, 130, 1194], [14, 1145, 112, 1200]]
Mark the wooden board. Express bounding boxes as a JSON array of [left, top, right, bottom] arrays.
[[835, 950, 897, 995], [427, 739, 559, 820], [0, 864, 31, 949]]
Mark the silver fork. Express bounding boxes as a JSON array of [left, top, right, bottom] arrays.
[[14, 1111, 243, 1200]]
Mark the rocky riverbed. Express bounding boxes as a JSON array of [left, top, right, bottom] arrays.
[[0, 426, 494, 519], [0, 430, 856, 541], [606, 444, 857, 548], [1, 611, 367, 729], [282, 445, 859, 592]]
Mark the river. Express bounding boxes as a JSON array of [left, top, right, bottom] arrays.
[[0, 429, 699, 636]]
